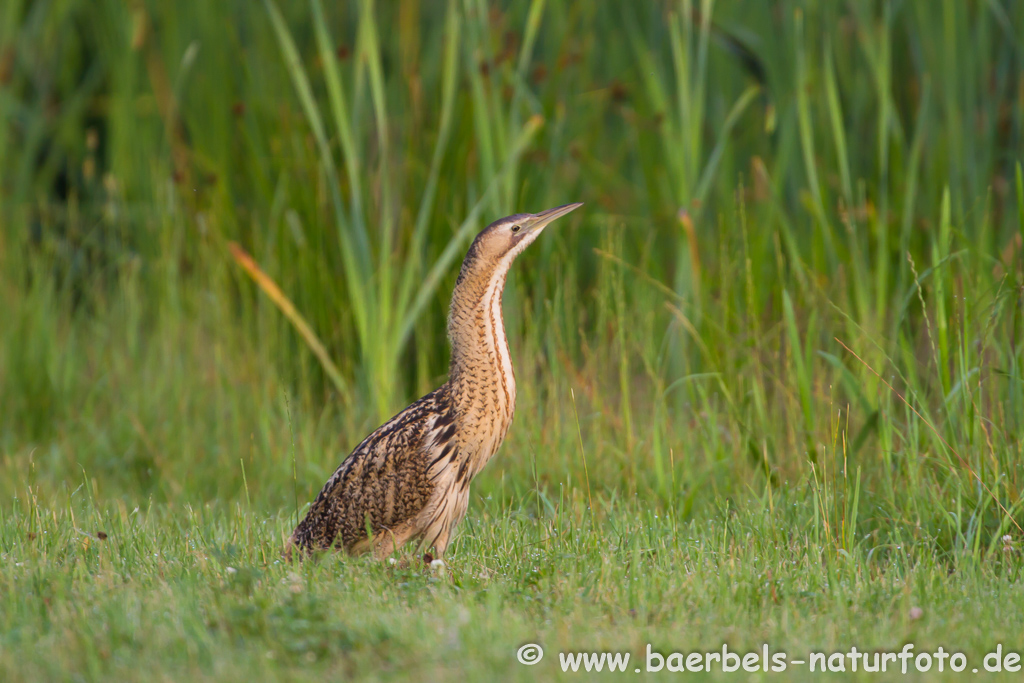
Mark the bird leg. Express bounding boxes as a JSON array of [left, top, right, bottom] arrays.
[[370, 522, 418, 560]]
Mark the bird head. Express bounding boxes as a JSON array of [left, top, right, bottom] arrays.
[[461, 203, 583, 273]]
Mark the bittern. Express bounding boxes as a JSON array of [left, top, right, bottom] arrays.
[[289, 203, 583, 559]]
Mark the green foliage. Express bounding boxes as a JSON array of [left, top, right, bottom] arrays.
[[2, 493, 1023, 680], [1, 0, 1024, 678]]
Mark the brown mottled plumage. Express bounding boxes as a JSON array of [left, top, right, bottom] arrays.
[[289, 203, 582, 559]]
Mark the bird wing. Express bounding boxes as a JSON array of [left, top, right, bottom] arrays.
[[290, 386, 456, 552]]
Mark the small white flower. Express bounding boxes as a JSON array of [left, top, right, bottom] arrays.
[[388, 557, 398, 565], [226, 566, 237, 575], [430, 559, 445, 570]]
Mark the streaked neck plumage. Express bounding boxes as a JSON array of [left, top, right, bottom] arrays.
[[442, 204, 581, 478], [445, 240, 524, 466]]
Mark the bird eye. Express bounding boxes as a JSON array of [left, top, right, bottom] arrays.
[[511, 225, 521, 233]]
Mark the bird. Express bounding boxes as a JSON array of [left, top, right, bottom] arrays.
[[288, 203, 583, 560]]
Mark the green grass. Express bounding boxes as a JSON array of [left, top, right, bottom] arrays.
[[3, 494, 1024, 681], [2, 0, 1024, 680]]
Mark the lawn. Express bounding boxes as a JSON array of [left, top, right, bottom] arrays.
[[2, 0, 1023, 680], [3, 494, 1024, 681]]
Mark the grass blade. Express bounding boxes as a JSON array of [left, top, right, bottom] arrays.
[[229, 242, 349, 397]]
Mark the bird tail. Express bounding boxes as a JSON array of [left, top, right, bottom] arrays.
[[284, 490, 339, 558]]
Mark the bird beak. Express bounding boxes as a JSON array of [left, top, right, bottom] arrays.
[[524, 203, 583, 232]]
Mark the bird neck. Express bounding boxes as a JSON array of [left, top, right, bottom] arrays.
[[446, 257, 517, 435]]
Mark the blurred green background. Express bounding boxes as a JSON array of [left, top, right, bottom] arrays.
[[2, 0, 1023, 551]]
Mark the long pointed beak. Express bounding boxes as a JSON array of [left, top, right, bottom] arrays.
[[524, 202, 583, 231]]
